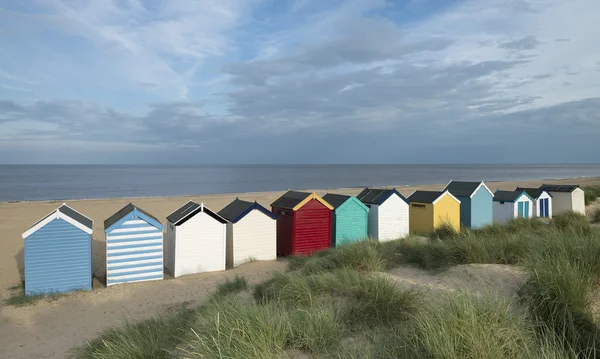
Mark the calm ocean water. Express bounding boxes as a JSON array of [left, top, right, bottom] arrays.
[[1, 164, 600, 202]]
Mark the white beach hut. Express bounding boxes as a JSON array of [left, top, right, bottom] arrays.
[[165, 201, 227, 278], [516, 187, 553, 218], [540, 184, 585, 215], [217, 198, 278, 268], [356, 188, 409, 241], [492, 190, 534, 224]]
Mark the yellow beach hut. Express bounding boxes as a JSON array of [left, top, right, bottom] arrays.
[[407, 190, 461, 233]]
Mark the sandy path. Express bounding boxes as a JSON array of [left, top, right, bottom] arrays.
[[0, 261, 286, 359], [385, 264, 526, 299], [2, 177, 598, 293]]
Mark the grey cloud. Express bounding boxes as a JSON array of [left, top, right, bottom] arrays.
[[223, 17, 453, 86], [500, 36, 540, 50]]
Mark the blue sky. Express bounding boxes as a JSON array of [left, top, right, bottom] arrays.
[[0, 0, 599, 164]]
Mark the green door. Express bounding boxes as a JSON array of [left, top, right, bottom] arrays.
[[517, 202, 524, 218], [524, 202, 529, 219]]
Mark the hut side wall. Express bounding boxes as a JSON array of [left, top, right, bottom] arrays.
[[273, 207, 294, 256], [550, 192, 574, 215], [230, 210, 276, 267], [174, 211, 225, 277], [493, 202, 514, 224], [367, 205, 379, 240], [106, 218, 164, 286], [456, 196, 471, 228], [24, 218, 92, 295], [409, 202, 434, 234]]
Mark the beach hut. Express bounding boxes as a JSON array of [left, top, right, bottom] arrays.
[[407, 191, 461, 233], [218, 198, 277, 268], [165, 201, 227, 277], [271, 191, 333, 256], [516, 187, 553, 218], [356, 188, 409, 241], [443, 181, 493, 229], [104, 203, 165, 286], [492, 190, 534, 224], [21, 204, 93, 295], [540, 184, 585, 215], [322, 193, 370, 247]]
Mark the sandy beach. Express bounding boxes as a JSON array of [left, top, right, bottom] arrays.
[[1, 177, 599, 358]]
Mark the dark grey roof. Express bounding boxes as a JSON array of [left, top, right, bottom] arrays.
[[59, 205, 92, 229], [218, 198, 277, 223], [444, 181, 481, 197], [356, 188, 407, 205], [541, 184, 580, 192], [322, 194, 351, 209], [218, 199, 253, 222], [516, 187, 544, 199], [271, 191, 311, 209], [31, 204, 93, 230], [104, 203, 161, 229], [408, 191, 444, 204], [168, 201, 227, 225], [167, 201, 201, 224], [493, 190, 526, 202]]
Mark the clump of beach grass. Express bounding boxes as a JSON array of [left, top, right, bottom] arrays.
[[4, 283, 70, 307], [584, 185, 600, 205], [214, 275, 248, 297], [75, 307, 195, 359], [591, 208, 600, 223]]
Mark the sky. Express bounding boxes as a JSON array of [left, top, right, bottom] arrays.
[[0, 0, 599, 164]]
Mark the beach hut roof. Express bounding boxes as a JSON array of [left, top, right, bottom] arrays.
[[218, 198, 277, 223], [515, 187, 552, 199], [444, 181, 493, 198], [23, 203, 93, 238], [356, 188, 407, 205], [321, 193, 351, 209], [540, 184, 580, 193], [271, 191, 333, 211], [493, 190, 533, 202], [104, 203, 163, 231], [167, 201, 227, 225], [408, 190, 461, 204]]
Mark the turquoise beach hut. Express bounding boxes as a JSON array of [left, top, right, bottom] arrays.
[[443, 181, 494, 229], [322, 193, 369, 246]]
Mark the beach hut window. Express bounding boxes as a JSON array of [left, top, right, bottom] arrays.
[[412, 204, 426, 208], [500, 201, 505, 204]]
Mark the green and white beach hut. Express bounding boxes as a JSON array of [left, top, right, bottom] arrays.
[[322, 193, 370, 247]]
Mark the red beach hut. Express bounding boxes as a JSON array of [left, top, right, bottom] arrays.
[[271, 191, 334, 256]]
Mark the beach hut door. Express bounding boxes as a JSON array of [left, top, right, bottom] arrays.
[[518, 202, 524, 218], [524, 202, 529, 218], [540, 199, 549, 217]]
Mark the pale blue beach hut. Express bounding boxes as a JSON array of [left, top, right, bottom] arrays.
[[104, 203, 165, 286], [443, 181, 494, 229], [22, 204, 93, 295]]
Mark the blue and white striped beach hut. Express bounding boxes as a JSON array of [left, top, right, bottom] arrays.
[[104, 203, 165, 286], [22, 204, 93, 296]]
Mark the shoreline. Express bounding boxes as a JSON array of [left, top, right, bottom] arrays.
[[2, 176, 600, 293], [2, 175, 598, 204]]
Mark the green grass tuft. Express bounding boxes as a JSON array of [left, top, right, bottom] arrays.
[[591, 208, 600, 224], [4, 284, 71, 307], [214, 275, 249, 297], [75, 307, 195, 359], [584, 185, 600, 205]]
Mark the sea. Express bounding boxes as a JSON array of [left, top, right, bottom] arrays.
[[1, 164, 600, 202]]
